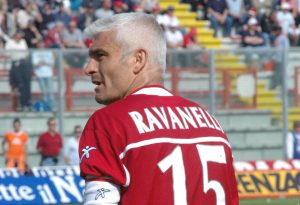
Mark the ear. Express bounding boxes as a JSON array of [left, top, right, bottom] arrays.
[[133, 49, 147, 74]]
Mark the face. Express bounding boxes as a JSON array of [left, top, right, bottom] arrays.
[[48, 120, 57, 131], [75, 127, 82, 138], [13, 121, 21, 132], [85, 31, 136, 105]]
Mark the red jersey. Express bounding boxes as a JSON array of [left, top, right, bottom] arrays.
[[79, 85, 239, 205], [36, 131, 63, 157]]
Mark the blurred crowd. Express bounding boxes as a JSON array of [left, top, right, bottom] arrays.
[[0, 0, 299, 51], [1, 0, 300, 111], [183, 0, 300, 48]]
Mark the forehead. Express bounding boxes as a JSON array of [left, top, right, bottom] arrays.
[[89, 31, 121, 53]]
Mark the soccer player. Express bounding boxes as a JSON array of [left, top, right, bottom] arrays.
[[79, 13, 239, 205], [2, 118, 28, 173]]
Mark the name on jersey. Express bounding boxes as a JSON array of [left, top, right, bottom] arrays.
[[129, 106, 224, 134]]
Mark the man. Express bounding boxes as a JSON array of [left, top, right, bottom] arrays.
[[2, 30, 32, 111], [286, 121, 300, 159], [207, 0, 232, 37], [64, 125, 82, 165], [241, 17, 265, 47], [269, 25, 290, 90], [36, 117, 63, 166], [31, 40, 56, 111], [2, 118, 28, 173], [79, 13, 238, 205]]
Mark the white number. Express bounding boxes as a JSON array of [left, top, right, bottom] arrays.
[[157, 146, 187, 205], [158, 145, 226, 205], [197, 145, 226, 205]]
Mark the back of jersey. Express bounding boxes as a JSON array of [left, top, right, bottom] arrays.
[[116, 86, 239, 205]]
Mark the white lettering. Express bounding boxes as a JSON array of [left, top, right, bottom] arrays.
[[145, 108, 163, 131], [19, 186, 35, 200], [50, 176, 82, 203], [167, 107, 184, 129], [233, 161, 254, 172], [205, 111, 224, 133], [176, 107, 198, 129], [152, 107, 170, 129], [37, 185, 50, 203], [199, 108, 214, 129], [291, 160, 300, 169], [0, 184, 12, 201], [255, 161, 269, 170], [129, 111, 150, 134], [7, 184, 21, 201], [273, 160, 292, 170], [189, 107, 207, 128]]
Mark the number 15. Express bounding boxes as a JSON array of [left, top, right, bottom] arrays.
[[158, 145, 227, 205]]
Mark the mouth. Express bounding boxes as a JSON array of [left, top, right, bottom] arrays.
[[92, 79, 103, 86]]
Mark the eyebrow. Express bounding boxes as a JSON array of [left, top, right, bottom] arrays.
[[88, 48, 108, 58]]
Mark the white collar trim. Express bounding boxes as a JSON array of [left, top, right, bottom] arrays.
[[132, 87, 173, 96]]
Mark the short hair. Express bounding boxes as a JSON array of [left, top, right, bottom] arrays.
[[47, 117, 56, 125], [85, 12, 167, 71], [13, 117, 20, 124], [74, 125, 81, 131]]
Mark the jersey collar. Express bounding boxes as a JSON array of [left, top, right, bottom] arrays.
[[131, 85, 173, 97]]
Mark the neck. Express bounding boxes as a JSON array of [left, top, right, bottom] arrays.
[[122, 68, 164, 98]]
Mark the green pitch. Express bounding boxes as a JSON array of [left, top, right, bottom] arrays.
[[240, 197, 300, 205]]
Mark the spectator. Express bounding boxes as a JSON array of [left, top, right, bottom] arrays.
[[81, 0, 102, 9], [62, 20, 85, 48], [22, 20, 42, 48], [36, 117, 63, 166], [207, 0, 232, 37], [62, 20, 86, 67], [276, 2, 295, 35], [227, 0, 245, 35], [55, 3, 72, 27], [152, 6, 165, 28], [2, 118, 28, 173], [113, 1, 128, 14], [161, 5, 180, 30], [44, 21, 64, 48], [165, 21, 184, 48], [269, 25, 290, 90], [31, 40, 56, 111], [77, 4, 96, 31], [94, 0, 114, 19], [251, 0, 273, 16], [183, 27, 200, 48], [16, 2, 43, 30], [39, 3, 56, 34], [241, 17, 265, 47], [64, 125, 82, 165], [140, 0, 158, 13], [286, 121, 300, 159], [1, 30, 32, 111]]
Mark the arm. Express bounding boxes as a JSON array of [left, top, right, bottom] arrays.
[[1, 138, 6, 155], [83, 180, 120, 205]]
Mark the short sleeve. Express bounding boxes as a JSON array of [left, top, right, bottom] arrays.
[[79, 114, 127, 186]]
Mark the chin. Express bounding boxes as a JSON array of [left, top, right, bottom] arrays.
[[95, 96, 116, 105]]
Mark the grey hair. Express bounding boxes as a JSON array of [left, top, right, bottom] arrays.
[[85, 12, 167, 71]]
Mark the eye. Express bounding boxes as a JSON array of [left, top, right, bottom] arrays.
[[95, 52, 105, 60]]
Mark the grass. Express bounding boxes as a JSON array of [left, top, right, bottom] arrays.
[[240, 197, 300, 205]]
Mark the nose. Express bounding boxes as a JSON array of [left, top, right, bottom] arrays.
[[84, 59, 97, 76]]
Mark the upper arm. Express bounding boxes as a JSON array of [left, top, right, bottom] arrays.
[[79, 115, 127, 187]]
